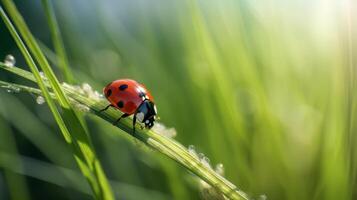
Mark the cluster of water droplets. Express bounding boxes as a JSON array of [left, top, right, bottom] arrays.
[[215, 163, 224, 176], [3, 54, 15, 67], [187, 145, 219, 175], [71, 83, 103, 101], [61, 82, 102, 112], [1, 84, 21, 93], [188, 145, 267, 200], [1, 55, 19, 93], [73, 102, 90, 112], [152, 122, 177, 138], [191, 145, 228, 200]]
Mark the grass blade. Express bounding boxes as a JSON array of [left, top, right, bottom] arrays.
[[0, 1, 114, 199], [0, 63, 249, 200], [0, 117, 30, 200], [41, 0, 74, 83], [0, 152, 170, 200]]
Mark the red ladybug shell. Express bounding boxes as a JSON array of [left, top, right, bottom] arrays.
[[103, 79, 154, 115]]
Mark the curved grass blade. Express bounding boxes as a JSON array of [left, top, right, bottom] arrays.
[[0, 117, 30, 200], [41, 0, 74, 83], [0, 2, 114, 199], [0, 63, 249, 200]]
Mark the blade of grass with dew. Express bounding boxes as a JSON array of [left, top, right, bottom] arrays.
[[0, 2, 114, 199], [41, 0, 74, 83], [0, 64, 249, 200], [41, 0, 91, 146]]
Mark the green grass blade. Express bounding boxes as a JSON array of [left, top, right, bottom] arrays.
[[0, 152, 170, 200], [0, 5, 72, 144], [0, 2, 114, 199], [2, 0, 69, 107], [0, 117, 30, 200], [41, 0, 74, 83], [0, 64, 249, 200]]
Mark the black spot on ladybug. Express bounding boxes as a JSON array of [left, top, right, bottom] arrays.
[[119, 84, 128, 91], [117, 101, 124, 108], [106, 89, 112, 97]]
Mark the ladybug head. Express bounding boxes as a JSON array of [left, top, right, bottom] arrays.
[[135, 99, 157, 129], [103, 83, 112, 100]]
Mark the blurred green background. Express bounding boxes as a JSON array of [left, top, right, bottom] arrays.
[[0, 0, 356, 199]]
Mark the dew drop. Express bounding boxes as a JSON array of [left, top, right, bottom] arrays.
[[74, 85, 84, 94], [215, 163, 224, 175], [13, 87, 20, 93], [259, 194, 267, 200], [201, 156, 211, 168], [61, 82, 70, 87], [188, 145, 195, 153], [82, 83, 92, 92], [93, 91, 102, 100], [36, 96, 45, 104], [188, 145, 199, 159], [198, 153, 205, 160], [39, 71, 47, 80], [80, 83, 101, 101], [152, 123, 177, 138], [4, 54, 15, 67], [2, 85, 20, 93]]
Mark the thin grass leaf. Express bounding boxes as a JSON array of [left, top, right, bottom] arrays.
[[0, 63, 249, 200], [0, 2, 114, 199], [41, 0, 74, 83], [0, 152, 170, 200], [0, 118, 30, 200], [41, 0, 92, 153]]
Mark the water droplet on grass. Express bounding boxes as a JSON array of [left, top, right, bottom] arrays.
[[80, 83, 102, 101], [152, 123, 177, 138], [36, 96, 45, 104], [39, 71, 47, 80], [2, 85, 21, 93], [61, 82, 70, 87], [198, 153, 205, 160], [188, 145, 199, 159], [13, 87, 20, 93], [201, 156, 211, 168], [4, 54, 15, 67], [82, 83, 92, 92], [215, 163, 224, 175]]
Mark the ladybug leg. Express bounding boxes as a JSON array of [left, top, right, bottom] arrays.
[[132, 114, 137, 136], [113, 113, 129, 125], [99, 104, 113, 113]]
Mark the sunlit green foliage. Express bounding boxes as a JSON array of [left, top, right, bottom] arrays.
[[0, 1, 356, 200]]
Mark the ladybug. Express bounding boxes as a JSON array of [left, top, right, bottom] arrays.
[[100, 79, 157, 135]]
